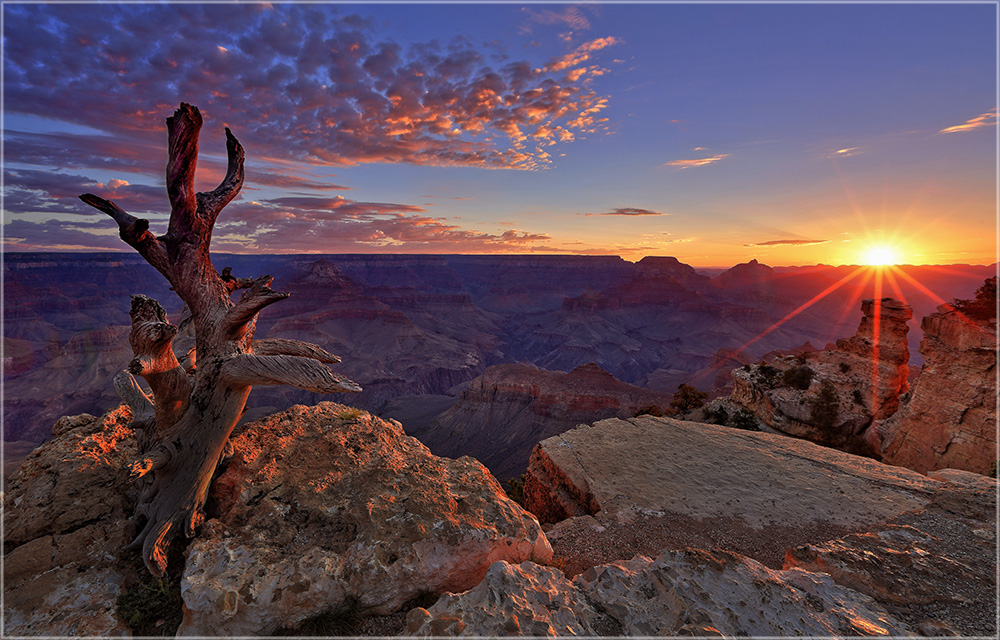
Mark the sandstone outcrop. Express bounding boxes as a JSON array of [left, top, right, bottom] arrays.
[[4, 407, 137, 636], [405, 551, 911, 637], [181, 402, 550, 635], [879, 307, 997, 475], [398, 362, 673, 480], [730, 298, 912, 452], [4, 403, 550, 636]]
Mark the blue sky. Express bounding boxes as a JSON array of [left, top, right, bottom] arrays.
[[3, 2, 996, 266]]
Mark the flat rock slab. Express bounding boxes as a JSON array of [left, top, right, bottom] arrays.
[[525, 415, 939, 529]]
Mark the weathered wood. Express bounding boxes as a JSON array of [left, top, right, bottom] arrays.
[[79, 103, 360, 576]]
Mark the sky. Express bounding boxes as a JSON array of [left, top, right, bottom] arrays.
[[2, 2, 997, 267]]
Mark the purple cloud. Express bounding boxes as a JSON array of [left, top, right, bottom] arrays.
[[585, 207, 666, 217], [4, 4, 616, 171]]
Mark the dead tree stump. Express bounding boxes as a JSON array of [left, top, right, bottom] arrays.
[[80, 103, 360, 575]]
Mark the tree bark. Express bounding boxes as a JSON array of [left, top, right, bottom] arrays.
[[80, 103, 360, 576]]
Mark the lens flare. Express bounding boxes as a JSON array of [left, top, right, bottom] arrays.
[[862, 246, 899, 266]]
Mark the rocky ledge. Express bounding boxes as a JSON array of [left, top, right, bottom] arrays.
[[515, 414, 995, 637], [3, 402, 550, 636]]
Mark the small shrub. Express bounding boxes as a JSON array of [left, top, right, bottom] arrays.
[[755, 364, 779, 388], [741, 363, 751, 371], [505, 474, 526, 506], [839, 362, 851, 374], [669, 384, 708, 414], [730, 409, 761, 431], [116, 573, 183, 636], [703, 405, 729, 426], [852, 389, 864, 406], [809, 380, 839, 431], [781, 365, 814, 390], [951, 276, 997, 324], [336, 407, 364, 421], [793, 352, 809, 365], [276, 599, 367, 636], [991, 461, 998, 478], [635, 405, 663, 417]]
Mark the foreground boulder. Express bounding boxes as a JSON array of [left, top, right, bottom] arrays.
[[182, 402, 551, 635], [880, 307, 997, 474], [3, 402, 550, 636], [4, 408, 136, 636], [405, 551, 910, 636]]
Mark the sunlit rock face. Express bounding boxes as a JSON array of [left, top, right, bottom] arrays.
[[522, 414, 937, 527], [181, 402, 551, 636], [405, 552, 910, 637], [3, 408, 136, 636], [399, 362, 673, 481], [880, 308, 997, 475], [730, 298, 911, 452]]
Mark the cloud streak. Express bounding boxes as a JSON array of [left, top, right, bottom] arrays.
[[586, 207, 666, 216], [664, 153, 729, 169], [743, 239, 829, 247], [939, 108, 998, 134]]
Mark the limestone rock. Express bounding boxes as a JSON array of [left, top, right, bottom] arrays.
[[731, 298, 912, 451], [407, 551, 910, 637], [3, 408, 136, 636], [785, 469, 997, 637], [523, 414, 938, 527], [404, 560, 602, 637], [880, 308, 997, 474], [180, 402, 551, 636]]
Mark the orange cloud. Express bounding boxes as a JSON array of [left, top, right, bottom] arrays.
[[664, 153, 730, 169], [744, 239, 829, 247], [545, 36, 620, 72], [939, 108, 998, 133]]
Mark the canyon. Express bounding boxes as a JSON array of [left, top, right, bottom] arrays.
[[4, 252, 992, 457]]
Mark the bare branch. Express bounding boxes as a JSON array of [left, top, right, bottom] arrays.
[[223, 275, 289, 336], [252, 338, 342, 363], [196, 127, 245, 226], [220, 266, 256, 294], [114, 370, 155, 422], [129, 446, 172, 479], [78, 194, 170, 276], [221, 354, 362, 393], [165, 103, 202, 237]]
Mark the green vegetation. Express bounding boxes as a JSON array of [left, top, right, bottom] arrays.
[[669, 384, 708, 414], [754, 364, 780, 388], [116, 572, 184, 636], [634, 405, 664, 417], [990, 460, 998, 478], [852, 389, 865, 406], [505, 473, 526, 506], [703, 405, 729, 426], [951, 276, 997, 324], [276, 599, 367, 636], [336, 407, 364, 421], [809, 380, 840, 431], [781, 365, 814, 390], [730, 409, 761, 432]]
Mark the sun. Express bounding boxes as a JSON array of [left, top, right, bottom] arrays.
[[862, 245, 900, 266]]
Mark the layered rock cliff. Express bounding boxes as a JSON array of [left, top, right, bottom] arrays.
[[394, 362, 673, 481], [730, 298, 912, 453], [3, 403, 550, 636], [879, 307, 997, 474]]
